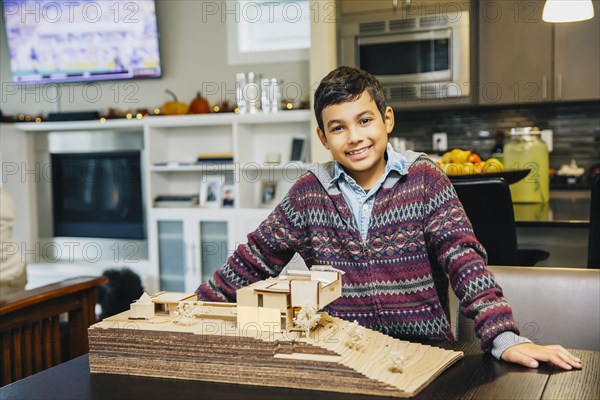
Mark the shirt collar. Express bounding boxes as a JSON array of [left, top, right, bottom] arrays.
[[330, 143, 408, 185]]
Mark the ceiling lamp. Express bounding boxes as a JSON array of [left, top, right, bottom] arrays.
[[542, 0, 595, 23]]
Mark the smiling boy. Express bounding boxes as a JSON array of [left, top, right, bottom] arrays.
[[197, 66, 581, 370]]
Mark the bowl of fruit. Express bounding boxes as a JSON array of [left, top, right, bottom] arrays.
[[435, 149, 530, 185]]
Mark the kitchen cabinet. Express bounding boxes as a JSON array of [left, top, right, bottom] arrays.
[[155, 220, 186, 292], [554, 16, 600, 101], [150, 209, 240, 293], [149, 207, 308, 293], [479, 0, 600, 104], [340, 0, 395, 15], [339, 0, 469, 18]]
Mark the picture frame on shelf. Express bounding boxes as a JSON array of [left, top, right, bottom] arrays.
[[261, 181, 277, 207], [222, 184, 235, 208], [200, 176, 222, 208], [290, 136, 306, 162]]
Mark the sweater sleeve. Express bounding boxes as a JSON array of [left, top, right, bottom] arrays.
[[492, 331, 532, 359], [419, 160, 520, 351], [195, 193, 300, 302]]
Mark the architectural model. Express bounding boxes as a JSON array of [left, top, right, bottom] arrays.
[[88, 266, 463, 398]]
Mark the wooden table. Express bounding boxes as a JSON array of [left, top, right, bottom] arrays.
[[1, 342, 598, 400]]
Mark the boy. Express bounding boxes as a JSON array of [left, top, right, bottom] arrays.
[[197, 66, 580, 370]]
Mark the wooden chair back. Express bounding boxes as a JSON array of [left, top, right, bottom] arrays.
[[454, 266, 600, 351], [0, 276, 107, 386]]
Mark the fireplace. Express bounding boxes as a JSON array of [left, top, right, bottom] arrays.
[[44, 129, 146, 243], [50, 151, 145, 239]]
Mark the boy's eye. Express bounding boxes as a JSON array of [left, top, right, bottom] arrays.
[[359, 118, 371, 124], [330, 125, 343, 133]]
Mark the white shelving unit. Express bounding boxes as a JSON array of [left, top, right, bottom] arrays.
[[12, 110, 312, 293], [145, 111, 311, 292], [145, 111, 312, 209]]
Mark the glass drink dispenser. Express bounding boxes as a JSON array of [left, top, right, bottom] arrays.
[[503, 127, 549, 203]]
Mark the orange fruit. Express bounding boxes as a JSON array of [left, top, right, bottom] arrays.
[[468, 153, 481, 164]]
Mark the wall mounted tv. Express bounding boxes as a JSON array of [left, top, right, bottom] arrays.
[[2, 0, 161, 84]]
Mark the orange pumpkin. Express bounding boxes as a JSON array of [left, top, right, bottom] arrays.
[[161, 90, 189, 115], [189, 92, 210, 114]]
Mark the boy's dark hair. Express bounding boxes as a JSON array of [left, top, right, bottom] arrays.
[[314, 66, 387, 133]]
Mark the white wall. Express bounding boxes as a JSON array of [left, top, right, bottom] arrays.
[[309, 0, 335, 164], [0, 124, 37, 247], [0, 0, 310, 115]]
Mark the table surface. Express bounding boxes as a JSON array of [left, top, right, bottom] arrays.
[[1, 342, 598, 400]]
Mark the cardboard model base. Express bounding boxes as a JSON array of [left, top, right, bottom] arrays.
[[89, 300, 462, 398]]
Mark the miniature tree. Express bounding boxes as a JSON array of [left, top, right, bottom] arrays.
[[345, 320, 367, 350], [293, 305, 321, 337], [173, 301, 206, 326], [389, 351, 407, 373]]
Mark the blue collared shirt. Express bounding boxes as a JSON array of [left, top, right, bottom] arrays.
[[331, 144, 408, 242]]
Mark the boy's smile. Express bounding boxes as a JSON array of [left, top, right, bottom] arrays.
[[317, 91, 395, 189]]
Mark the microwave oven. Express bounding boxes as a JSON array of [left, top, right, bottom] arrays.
[[340, 12, 471, 105]]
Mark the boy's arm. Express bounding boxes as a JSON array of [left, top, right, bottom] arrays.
[[420, 161, 520, 351], [195, 194, 301, 302]]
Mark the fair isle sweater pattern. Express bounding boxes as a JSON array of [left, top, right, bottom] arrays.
[[196, 156, 520, 350]]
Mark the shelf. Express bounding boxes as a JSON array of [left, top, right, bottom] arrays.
[[150, 164, 236, 172], [232, 110, 311, 124], [149, 207, 239, 217], [150, 162, 311, 173], [13, 110, 312, 132], [14, 118, 144, 132], [146, 110, 311, 127], [242, 162, 312, 170]]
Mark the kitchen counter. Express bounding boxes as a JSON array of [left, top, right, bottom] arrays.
[[514, 190, 591, 268], [514, 190, 591, 228]]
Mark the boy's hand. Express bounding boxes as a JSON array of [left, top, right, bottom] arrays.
[[502, 343, 582, 370]]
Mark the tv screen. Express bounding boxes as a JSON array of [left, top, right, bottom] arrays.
[[3, 0, 161, 84], [51, 151, 145, 240]]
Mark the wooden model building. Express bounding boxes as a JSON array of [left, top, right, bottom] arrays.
[[89, 266, 463, 398], [236, 266, 343, 333]]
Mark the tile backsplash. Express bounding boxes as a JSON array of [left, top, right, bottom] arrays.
[[391, 101, 600, 172]]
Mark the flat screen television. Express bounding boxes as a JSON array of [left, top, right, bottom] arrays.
[[3, 0, 161, 84], [51, 151, 145, 239]]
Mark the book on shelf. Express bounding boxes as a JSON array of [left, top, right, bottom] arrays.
[[153, 161, 196, 167], [196, 153, 234, 163], [154, 194, 199, 208]]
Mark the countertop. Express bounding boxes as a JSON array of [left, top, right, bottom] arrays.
[[514, 190, 591, 227]]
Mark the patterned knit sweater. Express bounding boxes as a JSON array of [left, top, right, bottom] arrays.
[[196, 156, 520, 350]]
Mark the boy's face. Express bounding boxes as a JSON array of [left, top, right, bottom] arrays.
[[317, 91, 394, 188]]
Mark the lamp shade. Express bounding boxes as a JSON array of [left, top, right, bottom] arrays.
[[542, 0, 595, 23]]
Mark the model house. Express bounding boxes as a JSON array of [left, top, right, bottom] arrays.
[[236, 266, 343, 332]]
